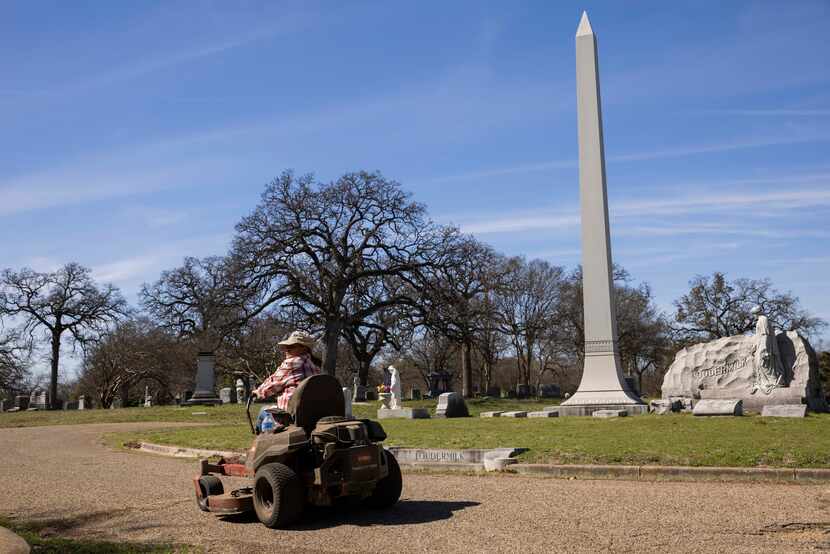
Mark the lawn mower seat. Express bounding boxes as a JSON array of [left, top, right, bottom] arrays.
[[288, 374, 345, 433]]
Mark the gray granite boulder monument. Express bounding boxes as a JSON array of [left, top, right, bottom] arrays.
[[661, 313, 827, 413], [558, 12, 647, 417], [434, 392, 469, 418], [185, 352, 222, 406]]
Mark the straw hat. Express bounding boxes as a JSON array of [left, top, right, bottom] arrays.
[[277, 330, 317, 351]]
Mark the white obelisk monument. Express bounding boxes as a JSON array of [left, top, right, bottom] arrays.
[[559, 12, 647, 416]]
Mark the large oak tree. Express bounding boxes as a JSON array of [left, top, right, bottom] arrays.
[[0, 263, 127, 408]]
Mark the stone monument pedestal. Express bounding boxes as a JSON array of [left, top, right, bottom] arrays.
[[185, 352, 222, 406], [377, 407, 430, 419]]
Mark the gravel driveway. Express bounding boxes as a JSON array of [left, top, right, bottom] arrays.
[[1, 423, 828, 553]]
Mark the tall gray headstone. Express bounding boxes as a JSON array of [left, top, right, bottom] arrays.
[[185, 352, 222, 406], [559, 12, 646, 417]]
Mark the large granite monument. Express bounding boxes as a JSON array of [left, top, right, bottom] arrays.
[[558, 12, 647, 416], [185, 352, 222, 406], [662, 312, 827, 413]]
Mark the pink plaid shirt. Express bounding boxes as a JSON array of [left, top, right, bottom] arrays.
[[254, 353, 320, 410]]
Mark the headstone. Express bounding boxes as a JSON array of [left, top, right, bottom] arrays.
[[486, 386, 501, 398], [410, 388, 422, 401], [365, 390, 377, 401], [434, 392, 469, 418], [15, 395, 29, 411], [30, 389, 48, 410], [501, 411, 527, 418], [388, 366, 402, 410], [0, 400, 5, 412], [662, 313, 827, 413], [593, 409, 627, 418], [558, 13, 646, 416], [343, 387, 353, 418], [78, 395, 86, 410], [649, 399, 681, 415], [761, 404, 807, 418], [236, 379, 245, 404], [538, 384, 561, 398], [516, 384, 531, 399], [185, 352, 222, 405], [528, 410, 559, 418], [144, 386, 152, 408], [377, 406, 430, 419], [480, 411, 503, 418], [184, 390, 193, 402], [219, 387, 233, 404], [692, 399, 743, 416]]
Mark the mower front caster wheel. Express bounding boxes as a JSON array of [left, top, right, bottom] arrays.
[[196, 475, 224, 512]]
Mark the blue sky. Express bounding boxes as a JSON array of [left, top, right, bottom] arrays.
[[2, 0, 829, 377]]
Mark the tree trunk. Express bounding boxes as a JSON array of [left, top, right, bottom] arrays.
[[50, 330, 61, 410], [120, 381, 130, 407], [322, 319, 342, 376], [461, 341, 473, 398], [358, 360, 370, 387]]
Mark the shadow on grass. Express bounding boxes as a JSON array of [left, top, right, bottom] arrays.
[[0, 511, 193, 553], [218, 499, 480, 530]]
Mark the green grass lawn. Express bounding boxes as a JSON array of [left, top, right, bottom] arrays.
[[5, 399, 830, 469]]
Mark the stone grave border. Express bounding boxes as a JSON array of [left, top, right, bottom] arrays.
[[132, 441, 830, 483]]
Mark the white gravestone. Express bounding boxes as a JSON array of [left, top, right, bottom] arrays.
[[558, 12, 646, 417], [144, 386, 152, 408], [343, 387, 353, 418], [761, 405, 806, 418], [236, 378, 245, 404], [693, 399, 743, 416]]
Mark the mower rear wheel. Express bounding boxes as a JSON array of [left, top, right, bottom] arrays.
[[253, 462, 305, 528], [196, 475, 224, 512], [364, 450, 402, 508]]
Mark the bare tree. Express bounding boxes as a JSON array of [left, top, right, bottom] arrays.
[[232, 170, 446, 375], [0, 329, 32, 397], [0, 263, 127, 409], [140, 255, 265, 351], [495, 257, 565, 387], [415, 236, 504, 397], [672, 272, 825, 342], [79, 318, 193, 408], [398, 329, 459, 391]]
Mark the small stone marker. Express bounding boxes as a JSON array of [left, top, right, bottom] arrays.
[[435, 392, 469, 418], [538, 384, 561, 398], [219, 387, 232, 404], [480, 411, 503, 418], [501, 411, 527, 418], [528, 410, 559, 418], [191, 411, 208, 416], [761, 404, 807, 418], [593, 409, 626, 418], [377, 407, 430, 419], [692, 399, 743, 416], [410, 388, 422, 401], [649, 399, 681, 415], [343, 387, 353, 418]]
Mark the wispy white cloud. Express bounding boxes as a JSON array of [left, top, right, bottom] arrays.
[[697, 109, 830, 117], [418, 135, 830, 185], [450, 177, 830, 235]]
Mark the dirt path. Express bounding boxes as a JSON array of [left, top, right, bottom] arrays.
[[1, 423, 828, 553]]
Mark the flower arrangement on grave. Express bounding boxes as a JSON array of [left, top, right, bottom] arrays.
[[376, 384, 389, 394]]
